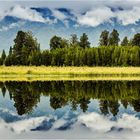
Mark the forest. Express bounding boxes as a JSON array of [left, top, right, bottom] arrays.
[[0, 29, 140, 66]]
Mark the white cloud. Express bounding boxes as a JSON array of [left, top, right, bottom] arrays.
[[8, 5, 46, 22], [77, 7, 114, 27], [0, 5, 54, 23], [76, 6, 140, 27], [0, 21, 25, 32], [116, 7, 140, 25], [1, 1, 140, 27], [52, 9, 67, 21]]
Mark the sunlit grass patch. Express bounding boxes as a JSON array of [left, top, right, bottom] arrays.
[[0, 66, 140, 77]]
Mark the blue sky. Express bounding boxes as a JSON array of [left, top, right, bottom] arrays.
[[0, 0, 140, 51]]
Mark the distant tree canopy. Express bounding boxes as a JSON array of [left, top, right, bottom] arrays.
[[1, 29, 140, 66]]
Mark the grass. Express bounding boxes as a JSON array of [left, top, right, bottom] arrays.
[[0, 66, 140, 81], [0, 66, 140, 75]]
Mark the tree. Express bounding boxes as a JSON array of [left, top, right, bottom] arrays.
[[50, 36, 68, 50], [29, 51, 42, 66], [70, 34, 79, 47], [99, 30, 109, 46], [132, 33, 140, 46], [41, 50, 51, 66], [12, 30, 40, 65], [108, 29, 120, 46], [1, 50, 6, 65], [121, 36, 129, 46], [79, 33, 90, 48], [9, 47, 13, 56]]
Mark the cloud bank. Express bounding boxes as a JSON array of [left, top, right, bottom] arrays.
[[1, 1, 140, 28]]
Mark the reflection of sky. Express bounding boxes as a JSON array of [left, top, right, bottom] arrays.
[[0, 91, 140, 139], [0, 91, 15, 112]]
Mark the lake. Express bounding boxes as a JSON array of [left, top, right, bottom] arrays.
[[0, 80, 140, 139]]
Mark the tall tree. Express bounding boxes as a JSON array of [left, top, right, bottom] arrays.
[[108, 29, 120, 46], [99, 30, 109, 46], [132, 33, 140, 46], [121, 36, 129, 46], [9, 46, 13, 56], [12, 30, 40, 65], [1, 50, 6, 65], [70, 34, 79, 47], [79, 33, 90, 48]]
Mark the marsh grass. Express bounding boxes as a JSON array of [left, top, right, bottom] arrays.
[[0, 66, 139, 81], [0, 66, 140, 75]]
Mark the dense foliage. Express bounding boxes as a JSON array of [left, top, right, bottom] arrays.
[[0, 29, 140, 66]]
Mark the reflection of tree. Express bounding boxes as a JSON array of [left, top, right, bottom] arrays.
[[13, 92, 40, 115], [0, 80, 139, 116], [100, 100, 109, 115], [5, 82, 40, 115], [50, 96, 67, 110], [108, 101, 120, 116], [1, 86, 6, 97], [131, 100, 140, 112], [79, 98, 90, 112], [121, 100, 128, 109]]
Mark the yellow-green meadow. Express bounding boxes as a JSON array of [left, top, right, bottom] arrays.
[[0, 66, 140, 81]]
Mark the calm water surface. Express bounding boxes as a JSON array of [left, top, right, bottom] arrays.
[[0, 80, 140, 139]]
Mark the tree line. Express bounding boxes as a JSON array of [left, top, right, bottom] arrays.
[[0, 29, 140, 66]]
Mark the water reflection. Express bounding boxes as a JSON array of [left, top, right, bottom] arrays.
[[0, 81, 140, 116]]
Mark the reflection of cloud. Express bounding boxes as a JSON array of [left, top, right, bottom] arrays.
[[1, 112, 140, 139], [1, 116, 49, 134], [78, 112, 140, 132], [78, 112, 113, 132], [0, 108, 23, 122]]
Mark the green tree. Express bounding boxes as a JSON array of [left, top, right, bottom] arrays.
[[108, 29, 120, 46], [132, 33, 140, 46], [50, 36, 68, 50], [0, 50, 6, 65], [41, 50, 51, 66], [79, 33, 90, 48], [70, 34, 79, 47], [12, 30, 40, 65], [29, 51, 42, 66], [121, 36, 129, 46], [99, 30, 109, 46]]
